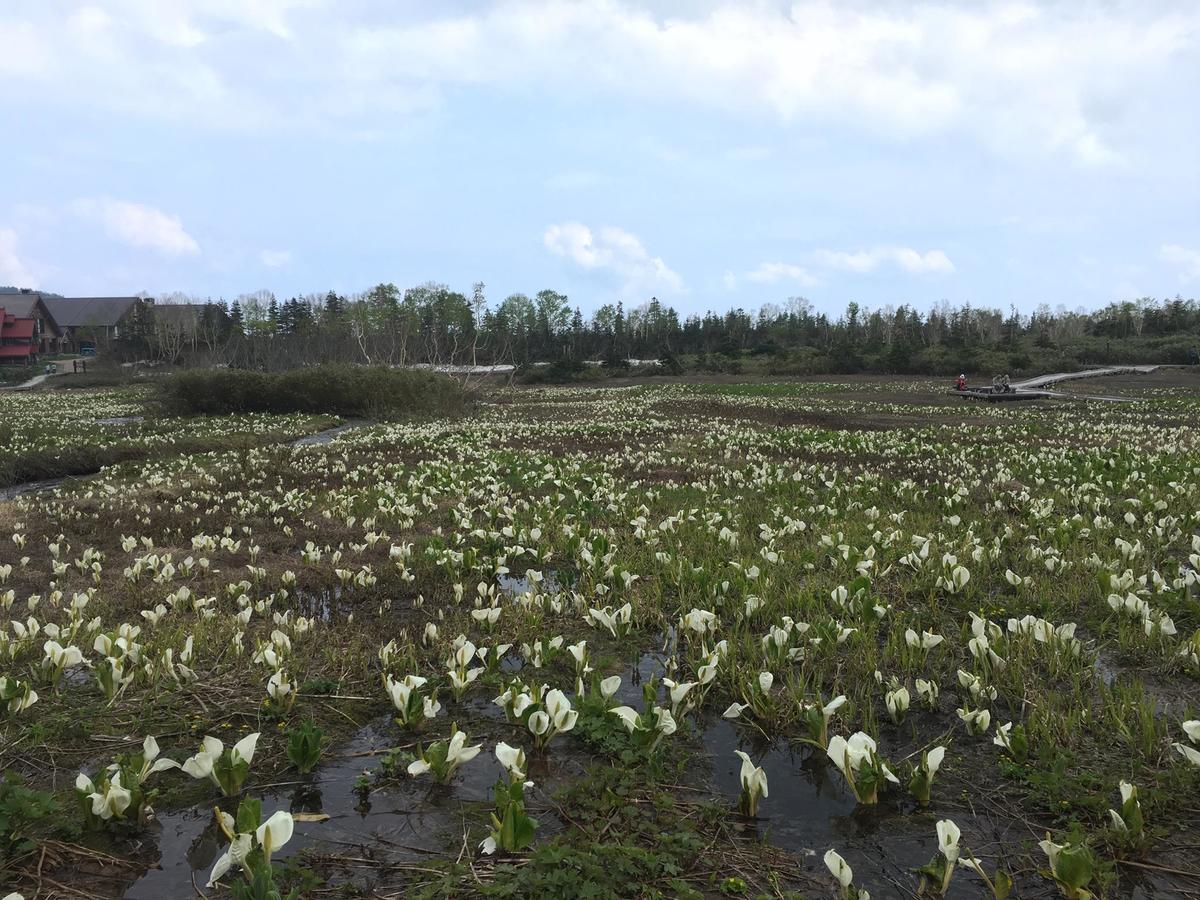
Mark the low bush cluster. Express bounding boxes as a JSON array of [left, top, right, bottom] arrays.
[[161, 365, 468, 418]]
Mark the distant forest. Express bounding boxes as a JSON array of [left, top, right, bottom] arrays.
[[138, 285, 1200, 377]]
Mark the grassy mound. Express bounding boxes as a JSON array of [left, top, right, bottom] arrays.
[[160, 365, 468, 419]]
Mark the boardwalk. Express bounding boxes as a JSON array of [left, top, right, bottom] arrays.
[[959, 365, 1177, 403], [1010, 365, 1162, 391]]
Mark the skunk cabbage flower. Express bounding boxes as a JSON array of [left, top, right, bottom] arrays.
[[800, 694, 847, 747], [1108, 780, 1144, 839], [905, 629, 943, 651], [908, 745, 945, 807], [88, 772, 132, 820], [956, 707, 991, 736], [1039, 833, 1095, 897], [610, 706, 642, 732], [42, 640, 84, 685], [885, 686, 910, 724], [1174, 742, 1200, 767], [494, 742, 527, 780], [528, 688, 577, 749], [208, 809, 294, 887], [599, 675, 621, 701], [181, 733, 259, 795], [734, 750, 768, 817], [824, 849, 853, 888], [386, 674, 440, 727], [915, 678, 938, 709], [936, 819, 960, 864], [662, 678, 697, 713], [408, 727, 481, 782], [827, 732, 898, 804], [653, 707, 677, 737], [129, 735, 179, 784], [257, 809, 295, 855], [0, 676, 38, 714]]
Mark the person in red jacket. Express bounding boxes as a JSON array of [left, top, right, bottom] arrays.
[[955, 373, 967, 391]]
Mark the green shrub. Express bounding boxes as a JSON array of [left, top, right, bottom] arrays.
[[694, 353, 743, 375], [160, 365, 468, 419], [0, 366, 36, 385], [521, 358, 590, 384]]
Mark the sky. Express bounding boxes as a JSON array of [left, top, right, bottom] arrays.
[[1, 0, 1199, 317]]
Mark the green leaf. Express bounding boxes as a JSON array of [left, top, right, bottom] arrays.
[[848, 574, 872, 596], [513, 814, 537, 849], [994, 870, 1013, 900], [916, 855, 946, 883], [1054, 844, 1094, 891], [236, 796, 263, 834]]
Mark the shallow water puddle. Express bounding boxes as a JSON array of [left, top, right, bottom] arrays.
[[495, 644, 667, 708], [702, 719, 1012, 898], [617, 648, 670, 705], [289, 419, 373, 447], [1093, 647, 1121, 687], [488, 645, 666, 710], [0, 476, 68, 501], [124, 716, 505, 897], [121, 711, 583, 896], [293, 584, 352, 621], [496, 568, 565, 595], [1092, 645, 1192, 717]]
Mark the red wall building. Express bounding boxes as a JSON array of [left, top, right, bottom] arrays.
[[0, 306, 40, 365]]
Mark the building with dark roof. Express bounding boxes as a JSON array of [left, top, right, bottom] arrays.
[[0, 292, 65, 354], [43, 296, 149, 350]]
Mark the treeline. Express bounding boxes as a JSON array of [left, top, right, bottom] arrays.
[[136, 284, 1200, 376]]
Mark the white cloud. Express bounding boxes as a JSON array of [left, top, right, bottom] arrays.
[[722, 269, 737, 291], [809, 249, 879, 273], [0, 2, 321, 128], [811, 246, 955, 274], [0, 20, 49, 77], [745, 246, 953, 286], [1160, 244, 1200, 281], [893, 248, 954, 274], [259, 248, 293, 267], [1072, 133, 1124, 168], [0, 3, 1193, 160], [334, 2, 1196, 163], [0, 228, 37, 287], [72, 0, 315, 46], [543, 222, 684, 295], [73, 198, 201, 257], [745, 262, 818, 286], [68, 7, 115, 37]]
